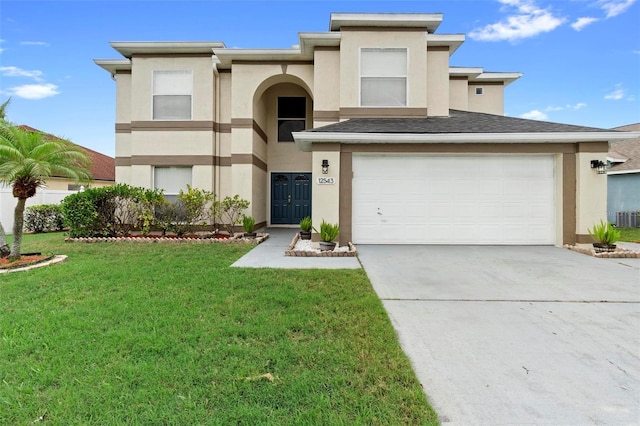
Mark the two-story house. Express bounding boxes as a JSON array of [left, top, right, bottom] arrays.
[[95, 12, 635, 246]]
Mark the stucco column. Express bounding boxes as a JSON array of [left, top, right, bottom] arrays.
[[311, 147, 341, 236], [575, 147, 608, 242]]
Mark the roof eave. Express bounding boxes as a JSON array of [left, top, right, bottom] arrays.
[[293, 131, 633, 152], [427, 34, 465, 55], [94, 59, 132, 74], [330, 13, 443, 32], [608, 168, 640, 175], [110, 41, 226, 58]]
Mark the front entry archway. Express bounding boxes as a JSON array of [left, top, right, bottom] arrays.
[[271, 172, 311, 224]]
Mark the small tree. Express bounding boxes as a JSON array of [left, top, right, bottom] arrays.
[[0, 122, 91, 259]]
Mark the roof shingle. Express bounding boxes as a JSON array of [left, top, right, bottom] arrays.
[[609, 123, 640, 173], [310, 109, 616, 134]]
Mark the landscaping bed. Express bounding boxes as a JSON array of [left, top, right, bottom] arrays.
[[65, 232, 269, 244], [285, 232, 357, 257], [565, 244, 640, 258]]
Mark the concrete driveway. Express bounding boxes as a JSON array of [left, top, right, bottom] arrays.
[[357, 245, 640, 425]]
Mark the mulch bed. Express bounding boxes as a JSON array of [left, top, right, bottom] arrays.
[[0, 253, 55, 270]]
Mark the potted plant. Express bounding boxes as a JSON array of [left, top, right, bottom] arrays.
[[299, 216, 312, 240], [314, 220, 339, 251], [588, 220, 620, 252], [242, 215, 256, 238]]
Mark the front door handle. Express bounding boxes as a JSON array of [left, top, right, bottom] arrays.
[[288, 195, 292, 205]]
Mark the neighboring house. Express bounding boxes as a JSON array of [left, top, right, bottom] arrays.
[[1, 126, 115, 233], [607, 123, 640, 226], [94, 12, 638, 246], [16, 125, 116, 190]]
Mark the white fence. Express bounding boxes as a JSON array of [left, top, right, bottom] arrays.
[[0, 187, 76, 234]]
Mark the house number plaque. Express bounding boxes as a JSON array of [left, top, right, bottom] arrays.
[[317, 177, 336, 185]]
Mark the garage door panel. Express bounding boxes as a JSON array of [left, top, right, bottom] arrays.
[[352, 155, 555, 245]]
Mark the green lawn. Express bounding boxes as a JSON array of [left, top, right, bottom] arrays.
[[1, 233, 437, 425], [618, 227, 640, 242]]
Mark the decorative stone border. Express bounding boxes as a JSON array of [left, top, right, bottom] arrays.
[[65, 233, 269, 245], [564, 244, 640, 258], [285, 233, 357, 257], [0, 255, 68, 274]]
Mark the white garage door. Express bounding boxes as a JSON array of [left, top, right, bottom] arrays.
[[352, 155, 556, 244]]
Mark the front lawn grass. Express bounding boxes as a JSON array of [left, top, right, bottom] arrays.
[[618, 227, 640, 242], [1, 233, 437, 425]]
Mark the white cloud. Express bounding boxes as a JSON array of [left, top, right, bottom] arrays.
[[469, 0, 566, 42], [20, 41, 50, 47], [3, 83, 60, 100], [605, 84, 625, 100], [597, 0, 637, 18], [571, 17, 599, 30], [520, 109, 548, 120], [0, 65, 44, 82]]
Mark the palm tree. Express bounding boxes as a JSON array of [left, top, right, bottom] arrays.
[[0, 123, 91, 259]]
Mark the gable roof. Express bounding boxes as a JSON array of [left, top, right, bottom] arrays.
[[16, 125, 115, 181], [294, 110, 639, 152], [608, 123, 640, 174]]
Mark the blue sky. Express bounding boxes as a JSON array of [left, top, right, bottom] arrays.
[[1, 0, 638, 157]]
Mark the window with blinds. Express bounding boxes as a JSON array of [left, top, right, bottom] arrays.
[[360, 48, 407, 107], [154, 166, 192, 202], [152, 70, 193, 120]]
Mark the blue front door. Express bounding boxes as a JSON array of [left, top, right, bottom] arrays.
[[271, 173, 311, 224]]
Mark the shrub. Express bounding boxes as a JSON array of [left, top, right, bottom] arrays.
[[24, 204, 64, 233], [588, 220, 621, 246], [62, 184, 165, 237], [212, 195, 250, 235], [314, 220, 339, 242], [242, 215, 255, 233], [177, 185, 214, 232], [299, 216, 312, 232]]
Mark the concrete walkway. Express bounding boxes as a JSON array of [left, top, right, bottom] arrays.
[[231, 228, 361, 269]]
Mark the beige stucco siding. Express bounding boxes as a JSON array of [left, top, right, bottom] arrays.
[[130, 131, 215, 156], [468, 83, 504, 115], [115, 72, 132, 123], [130, 56, 215, 122], [339, 30, 428, 109], [449, 79, 468, 111], [426, 49, 450, 116], [313, 48, 340, 113]]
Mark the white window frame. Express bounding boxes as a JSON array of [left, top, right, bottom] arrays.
[[359, 47, 408, 107], [152, 70, 193, 120], [475, 87, 484, 95]]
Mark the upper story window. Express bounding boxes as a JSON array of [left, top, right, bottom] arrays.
[[278, 97, 306, 142], [475, 87, 484, 95], [360, 48, 407, 107], [153, 70, 192, 120]]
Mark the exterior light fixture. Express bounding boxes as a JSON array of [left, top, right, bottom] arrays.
[[321, 159, 329, 174], [590, 160, 607, 175]]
